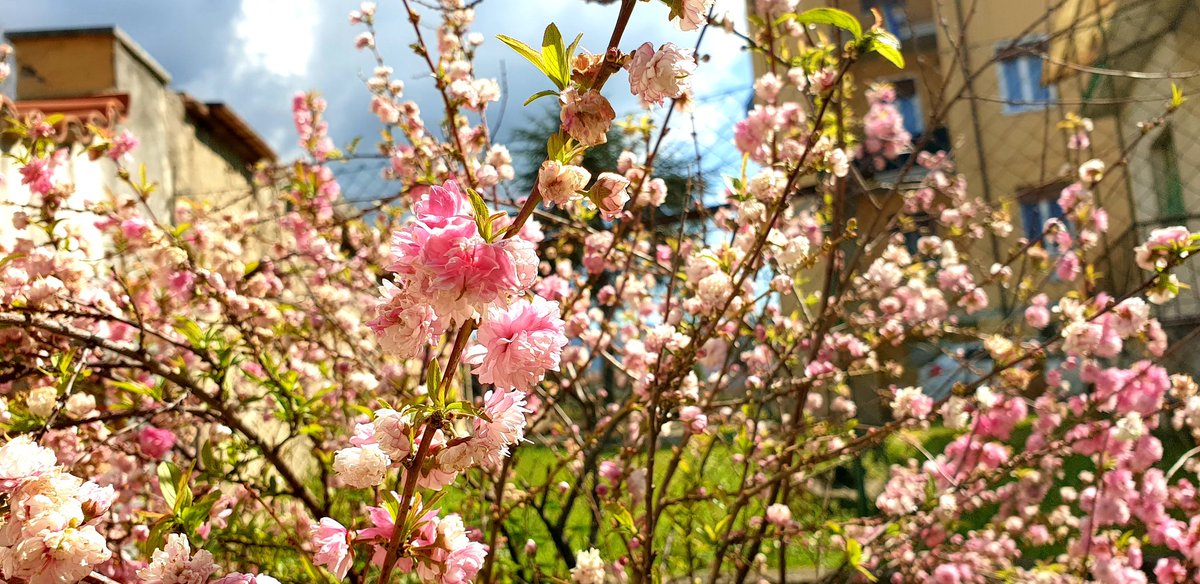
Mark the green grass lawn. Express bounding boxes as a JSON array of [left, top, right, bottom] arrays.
[[439, 436, 857, 580]]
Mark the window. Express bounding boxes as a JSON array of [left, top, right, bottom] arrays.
[[1020, 197, 1066, 251], [996, 40, 1053, 114], [902, 212, 934, 255], [1151, 127, 1185, 219], [892, 78, 924, 137]]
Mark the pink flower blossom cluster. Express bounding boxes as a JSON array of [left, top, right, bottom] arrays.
[[369, 180, 538, 353], [0, 437, 114, 583], [625, 42, 695, 107], [858, 83, 913, 170]]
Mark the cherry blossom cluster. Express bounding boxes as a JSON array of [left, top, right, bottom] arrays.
[[0, 437, 113, 582], [858, 82, 913, 169], [313, 505, 486, 583]]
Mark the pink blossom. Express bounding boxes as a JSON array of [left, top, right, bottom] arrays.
[[333, 444, 389, 488], [212, 574, 282, 584], [626, 42, 695, 107], [587, 172, 631, 220], [571, 548, 606, 584], [472, 388, 531, 466], [891, 386, 933, 419], [932, 564, 962, 584], [670, 0, 714, 31], [0, 435, 57, 492], [108, 129, 140, 160], [765, 503, 792, 527], [121, 217, 152, 241], [388, 192, 533, 321], [368, 280, 444, 359], [679, 405, 708, 434], [311, 518, 353, 579], [357, 505, 396, 542], [1079, 158, 1105, 182], [1025, 294, 1051, 329], [1, 524, 111, 583], [373, 408, 415, 460], [413, 181, 470, 227], [138, 426, 177, 459], [355, 31, 375, 50], [538, 160, 590, 207], [560, 88, 615, 146], [1055, 251, 1081, 281], [137, 533, 216, 584], [859, 83, 912, 168], [754, 72, 782, 102], [19, 155, 54, 195], [1058, 182, 1085, 212], [441, 541, 487, 584], [1135, 226, 1193, 271], [535, 275, 571, 301], [468, 296, 568, 391]]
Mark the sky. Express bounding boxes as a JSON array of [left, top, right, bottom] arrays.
[[0, 0, 754, 175]]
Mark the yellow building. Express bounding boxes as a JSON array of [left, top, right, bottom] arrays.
[[749, 0, 1200, 411], [1042, 0, 1200, 333], [752, 0, 1199, 320]]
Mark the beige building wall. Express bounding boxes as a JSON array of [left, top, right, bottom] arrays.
[[1107, 2, 1200, 326], [3, 27, 275, 235]]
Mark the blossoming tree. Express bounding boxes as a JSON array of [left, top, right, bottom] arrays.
[[2, 1, 1200, 583]]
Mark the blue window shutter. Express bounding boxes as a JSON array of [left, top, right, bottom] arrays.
[[1027, 57, 1051, 104], [1048, 198, 1065, 221], [1021, 201, 1042, 241], [896, 95, 924, 136], [1001, 59, 1024, 104]]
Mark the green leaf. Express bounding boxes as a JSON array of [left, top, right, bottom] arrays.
[[867, 31, 905, 68], [541, 23, 569, 90], [856, 565, 879, 582], [566, 32, 584, 67], [547, 131, 568, 160], [157, 462, 181, 509], [466, 188, 490, 220], [524, 89, 560, 107], [200, 442, 220, 471], [112, 379, 162, 400], [144, 521, 173, 555], [427, 359, 442, 405], [464, 187, 496, 241], [609, 505, 637, 536], [173, 480, 193, 514], [791, 8, 863, 40], [497, 34, 552, 80]]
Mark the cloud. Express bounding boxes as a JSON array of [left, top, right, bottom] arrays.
[[232, 0, 318, 79]]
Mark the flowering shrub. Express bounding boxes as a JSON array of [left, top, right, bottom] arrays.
[[2, 1, 1200, 583]]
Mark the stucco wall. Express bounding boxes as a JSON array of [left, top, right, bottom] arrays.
[[0, 143, 110, 257]]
